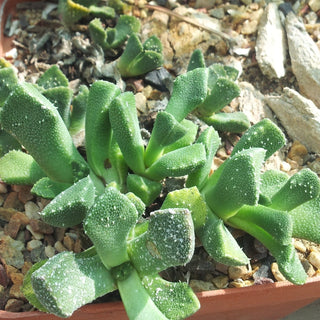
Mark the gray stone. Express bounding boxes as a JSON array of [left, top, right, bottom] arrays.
[[209, 8, 225, 19], [285, 11, 320, 108], [0, 235, 25, 269], [255, 3, 287, 79], [238, 82, 274, 124], [265, 88, 320, 153]]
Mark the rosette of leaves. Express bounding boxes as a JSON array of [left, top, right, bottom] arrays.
[[88, 15, 141, 50], [58, 0, 115, 25], [22, 187, 199, 319], [0, 68, 129, 198], [179, 49, 250, 133], [162, 118, 320, 285], [117, 34, 164, 77]]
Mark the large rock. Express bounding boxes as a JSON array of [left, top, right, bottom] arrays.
[[285, 11, 320, 108], [265, 88, 320, 153], [255, 3, 287, 79]]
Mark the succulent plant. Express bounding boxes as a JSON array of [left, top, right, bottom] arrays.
[[185, 49, 250, 133], [22, 187, 199, 319], [162, 118, 320, 285], [58, 0, 115, 25]]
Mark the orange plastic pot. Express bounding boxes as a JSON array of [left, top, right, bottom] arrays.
[[1, 277, 320, 319], [2, 1, 320, 319]]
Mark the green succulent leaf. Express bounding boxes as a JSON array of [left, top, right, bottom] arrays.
[[161, 187, 207, 231], [58, 0, 90, 25], [187, 49, 206, 72], [0, 64, 18, 106], [0, 150, 46, 185], [69, 85, 89, 135], [186, 127, 221, 189], [117, 268, 168, 320], [289, 195, 320, 243], [31, 177, 71, 199], [127, 174, 162, 206], [40, 176, 95, 227], [117, 34, 163, 78], [85, 80, 121, 178], [142, 274, 200, 320], [259, 170, 289, 205], [201, 111, 250, 133], [204, 148, 266, 220], [88, 5, 115, 19], [109, 91, 145, 175], [30, 251, 116, 318], [1, 83, 88, 184], [163, 119, 198, 154], [37, 65, 69, 89], [196, 78, 240, 116], [197, 210, 249, 265], [269, 168, 320, 211], [231, 118, 286, 159], [42, 86, 73, 128], [229, 205, 293, 246], [84, 187, 138, 268], [165, 68, 208, 122], [21, 259, 48, 313], [128, 208, 195, 275], [125, 191, 146, 218], [89, 15, 140, 50], [145, 143, 207, 181], [0, 130, 21, 157], [145, 111, 189, 167], [228, 207, 307, 284]]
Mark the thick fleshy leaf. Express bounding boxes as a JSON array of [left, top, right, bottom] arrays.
[[145, 111, 189, 167], [187, 49, 206, 71], [204, 148, 266, 220], [270, 168, 320, 211], [231, 118, 286, 159], [42, 86, 73, 128], [145, 143, 206, 181], [186, 127, 221, 189], [163, 119, 198, 154], [117, 268, 167, 320], [31, 177, 71, 199], [37, 65, 69, 89], [109, 92, 145, 175], [40, 176, 95, 227], [142, 275, 200, 320], [128, 208, 195, 275], [0, 130, 21, 157], [69, 85, 89, 135], [0, 150, 46, 185], [165, 68, 208, 122], [84, 187, 138, 268], [30, 251, 116, 317], [197, 211, 249, 265], [127, 174, 162, 206], [0, 64, 18, 105], [1, 83, 88, 184], [196, 78, 240, 116], [85, 81, 121, 178], [202, 111, 250, 133], [161, 187, 207, 231], [289, 196, 320, 243]]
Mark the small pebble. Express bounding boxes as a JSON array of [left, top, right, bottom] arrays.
[[0, 183, 8, 194], [4, 299, 24, 312], [29, 219, 54, 235], [54, 241, 67, 253], [308, 251, 320, 270], [294, 239, 307, 253], [26, 225, 44, 240], [3, 192, 24, 211], [10, 272, 24, 286], [24, 201, 41, 220], [9, 284, 25, 300], [21, 261, 33, 275], [229, 279, 254, 288], [27, 239, 42, 251], [301, 258, 316, 277], [45, 245, 56, 258], [211, 275, 229, 289], [271, 262, 286, 282], [189, 279, 215, 292], [63, 235, 75, 251], [228, 265, 251, 280]]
